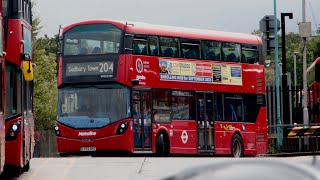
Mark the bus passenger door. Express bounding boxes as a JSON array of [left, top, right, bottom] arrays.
[[133, 90, 152, 151], [196, 92, 215, 152]]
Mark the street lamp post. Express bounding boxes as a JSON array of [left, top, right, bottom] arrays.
[[293, 52, 298, 88], [273, 0, 282, 151]]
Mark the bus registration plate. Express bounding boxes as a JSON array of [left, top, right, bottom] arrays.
[[80, 147, 96, 151]]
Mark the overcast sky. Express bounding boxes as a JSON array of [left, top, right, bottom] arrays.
[[34, 0, 320, 37]]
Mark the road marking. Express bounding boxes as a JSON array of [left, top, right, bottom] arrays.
[[27, 158, 50, 180], [60, 158, 76, 180]]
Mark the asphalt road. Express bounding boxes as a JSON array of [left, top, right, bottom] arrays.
[[4, 155, 320, 180]]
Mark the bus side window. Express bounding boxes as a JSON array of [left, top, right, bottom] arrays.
[[133, 35, 148, 55], [224, 95, 243, 122], [149, 36, 159, 56], [181, 39, 200, 59], [152, 89, 172, 123], [160, 37, 179, 58], [241, 44, 258, 64], [202, 41, 221, 61], [222, 43, 241, 63], [214, 93, 223, 121]]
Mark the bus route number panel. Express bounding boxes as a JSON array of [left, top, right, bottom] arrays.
[[66, 61, 114, 77]]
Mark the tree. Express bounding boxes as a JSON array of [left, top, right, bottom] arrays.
[[32, 7, 58, 130]]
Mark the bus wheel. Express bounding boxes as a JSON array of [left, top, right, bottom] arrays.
[[156, 133, 169, 156], [11, 167, 22, 177], [59, 153, 70, 157], [22, 161, 30, 172], [231, 134, 244, 158]]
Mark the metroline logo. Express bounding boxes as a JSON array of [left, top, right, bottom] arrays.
[[78, 131, 97, 136]]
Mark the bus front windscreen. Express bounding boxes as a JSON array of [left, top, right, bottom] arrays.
[[57, 84, 130, 129], [63, 24, 122, 56]]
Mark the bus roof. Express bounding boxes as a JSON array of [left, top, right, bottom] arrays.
[[63, 19, 262, 45], [307, 57, 320, 72]]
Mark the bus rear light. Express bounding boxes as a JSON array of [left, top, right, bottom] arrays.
[[6, 123, 21, 141], [54, 125, 61, 136], [116, 122, 128, 135], [256, 133, 265, 142]]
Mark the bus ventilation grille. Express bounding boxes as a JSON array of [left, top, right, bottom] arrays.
[[256, 77, 263, 93]]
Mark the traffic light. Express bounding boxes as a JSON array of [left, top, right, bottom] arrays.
[[260, 15, 280, 55]]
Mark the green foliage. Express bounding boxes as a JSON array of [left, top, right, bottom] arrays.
[[259, 30, 320, 86], [34, 49, 57, 130], [32, 6, 58, 130], [268, 139, 277, 154]]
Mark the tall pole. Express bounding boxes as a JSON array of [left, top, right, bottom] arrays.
[[293, 52, 298, 88], [302, 0, 309, 126], [281, 13, 293, 125], [274, 0, 282, 150]]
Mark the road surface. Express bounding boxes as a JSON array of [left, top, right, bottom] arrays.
[[4, 155, 320, 180]]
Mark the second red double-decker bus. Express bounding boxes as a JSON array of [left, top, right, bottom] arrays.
[[55, 20, 267, 157], [306, 57, 320, 124], [3, 0, 34, 176]]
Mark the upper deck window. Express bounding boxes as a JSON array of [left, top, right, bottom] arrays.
[[160, 37, 179, 58], [241, 44, 258, 64], [181, 39, 200, 59], [3, 0, 32, 24], [202, 41, 221, 61], [222, 43, 241, 63], [63, 24, 122, 56], [132, 35, 148, 55]]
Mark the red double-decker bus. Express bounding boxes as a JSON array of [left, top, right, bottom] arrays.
[[2, 0, 34, 176], [55, 20, 267, 157], [306, 57, 320, 123]]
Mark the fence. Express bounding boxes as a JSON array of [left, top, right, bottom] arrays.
[[266, 84, 320, 153], [33, 130, 59, 157], [268, 124, 320, 153], [266, 84, 320, 126]]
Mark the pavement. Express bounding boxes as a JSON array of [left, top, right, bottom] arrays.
[[3, 155, 320, 180]]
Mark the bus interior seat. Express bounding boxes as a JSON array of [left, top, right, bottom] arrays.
[[241, 54, 247, 63], [186, 49, 197, 59], [133, 44, 141, 55], [164, 48, 174, 57], [206, 51, 216, 60], [92, 47, 101, 54], [249, 57, 256, 64], [79, 47, 88, 55], [226, 103, 237, 122], [227, 53, 237, 62], [152, 48, 158, 56], [141, 46, 148, 55]]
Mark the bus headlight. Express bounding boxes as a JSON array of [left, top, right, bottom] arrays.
[[12, 124, 18, 131], [116, 122, 128, 135], [54, 125, 61, 136], [6, 123, 21, 141]]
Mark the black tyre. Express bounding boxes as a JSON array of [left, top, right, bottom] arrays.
[[22, 161, 30, 172], [11, 167, 22, 177], [59, 153, 70, 157], [231, 134, 244, 158], [156, 133, 169, 156]]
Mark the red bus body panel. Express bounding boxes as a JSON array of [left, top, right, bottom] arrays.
[[56, 119, 134, 153], [151, 121, 198, 154], [5, 117, 23, 166]]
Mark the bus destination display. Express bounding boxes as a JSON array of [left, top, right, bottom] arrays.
[[66, 61, 114, 77]]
